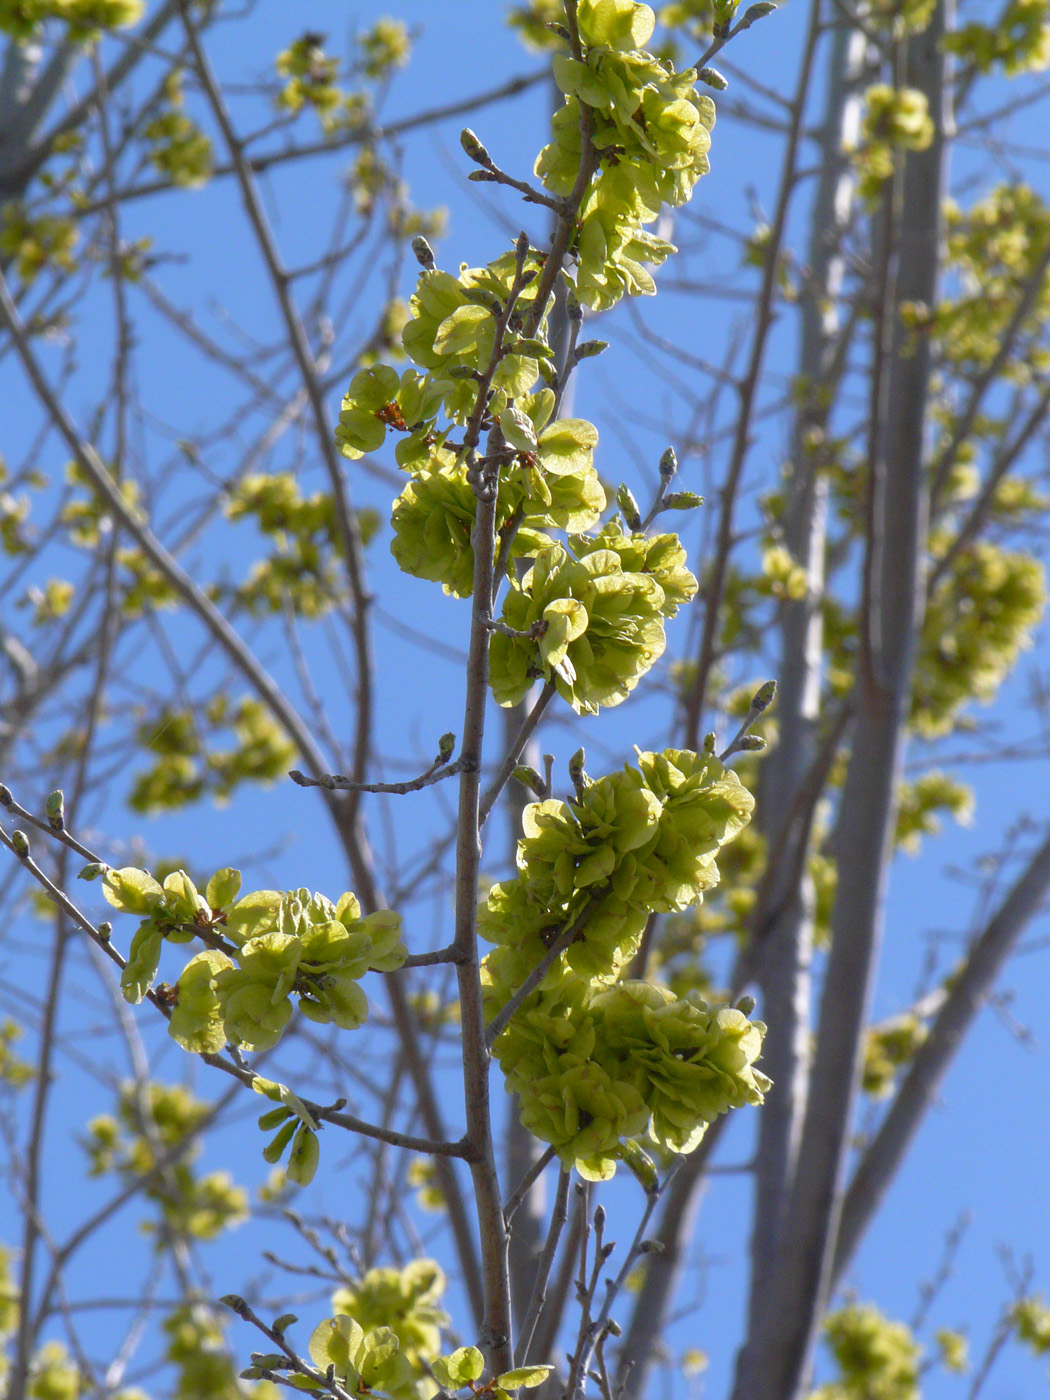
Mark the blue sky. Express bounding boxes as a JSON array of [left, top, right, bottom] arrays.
[[2, 2, 1050, 1397]]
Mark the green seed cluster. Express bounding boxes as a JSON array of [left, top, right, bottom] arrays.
[[536, 0, 716, 309], [98, 865, 404, 1054], [481, 749, 766, 1177], [490, 527, 697, 713]]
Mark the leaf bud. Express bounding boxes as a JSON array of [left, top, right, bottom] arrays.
[[574, 339, 609, 361], [697, 67, 729, 90], [703, 732, 717, 754], [78, 861, 106, 881], [568, 747, 590, 795], [620, 1138, 658, 1192], [661, 490, 704, 511], [639, 1238, 666, 1254], [240, 1368, 267, 1380], [545, 21, 570, 38], [512, 765, 547, 797], [741, 1, 778, 25], [750, 679, 777, 714], [436, 732, 456, 764], [594, 1203, 606, 1230], [735, 994, 757, 1016], [461, 285, 504, 313], [567, 294, 584, 324], [411, 235, 436, 271], [45, 789, 65, 830], [447, 364, 480, 380], [616, 484, 642, 531], [251, 1354, 287, 1369], [220, 1294, 250, 1317], [460, 127, 491, 167], [606, 1319, 622, 1337], [467, 170, 498, 183], [514, 337, 554, 359], [737, 734, 767, 751], [0, 785, 11, 805], [272, 1314, 298, 1334], [11, 829, 30, 858], [659, 446, 678, 480], [516, 229, 531, 260], [97, 921, 112, 941]]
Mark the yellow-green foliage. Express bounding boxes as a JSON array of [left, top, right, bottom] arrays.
[[0, 1242, 18, 1339], [359, 17, 411, 79], [0, 203, 78, 283], [225, 471, 379, 619], [895, 772, 973, 853], [914, 543, 1046, 736], [854, 84, 934, 200], [164, 1299, 280, 1400], [934, 184, 1050, 376], [862, 1014, 928, 1099], [332, 1260, 448, 1374], [1013, 1293, 1050, 1353], [944, 0, 1050, 75], [809, 1303, 921, 1400], [0, 1019, 34, 1089], [144, 74, 213, 188], [129, 696, 297, 814], [0, 0, 141, 40], [84, 1081, 249, 1243]]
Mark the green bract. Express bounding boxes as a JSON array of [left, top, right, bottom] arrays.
[[390, 419, 606, 599], [481, 750, 763, 1175], [490, 530, 697, 713], [536, 0, 716, 309], [102, 867, 404, 1056]]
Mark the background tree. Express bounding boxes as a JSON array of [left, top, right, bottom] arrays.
[[1, 2, 1050, 1400]]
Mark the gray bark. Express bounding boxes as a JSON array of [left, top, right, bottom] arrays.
[[730, 9, 952, 1398], [741, 11, 866, 1335]]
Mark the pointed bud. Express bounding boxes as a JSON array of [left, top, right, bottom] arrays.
[[516, 229, 531, 260], [460, 127, 491, 167], [661, 490, 704, 511], [697, 67, 729, 90], [574, 339, 608, 361], [272, 1314, 298, 1334], [594, 1203, 606, 1230], [462, 285, 504, 313], [0, 785, 11, 806], [78, 861, 106, 881], [741, 1, 777, 26], [736, 994, 757, 1016], [512, 765, 547, 797], [750, 679, 777, 713], [97, 921, 112, 941], [11, 829, 30, 858], [703, 732, 717, 754], [616, 484, 642, 531], [659, 446, 678, 480], [45, 789, 65, 830], [568, 748, 590, 794], [436, 732, 456, 764], [737, 734, 767, 751], [411, 235, 435, 270], [639, 1238, 666, 1254], [620, 1138, 659, 1193], [514, 337, 554, 359], [220, 1295, 250, 1317]]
